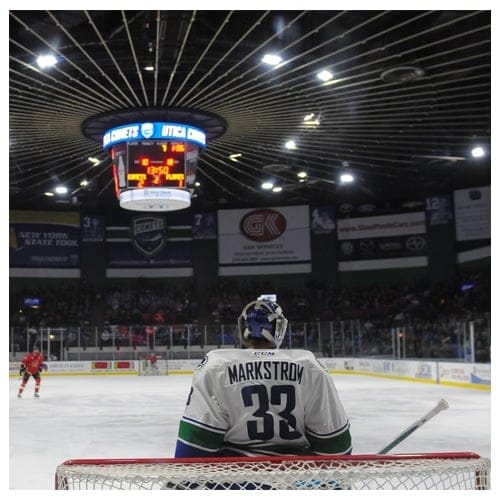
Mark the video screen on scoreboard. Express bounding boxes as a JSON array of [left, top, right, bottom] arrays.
[[127, 140, 186, 188]]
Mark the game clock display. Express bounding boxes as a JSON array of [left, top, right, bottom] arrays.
[[125, 140, 186, 188]]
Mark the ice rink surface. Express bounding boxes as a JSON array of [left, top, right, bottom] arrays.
[[8, 372, 492, 493]]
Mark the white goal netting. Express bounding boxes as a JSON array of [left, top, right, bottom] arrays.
[[55, 452, 490, 490], [137, 358, 168, 376]]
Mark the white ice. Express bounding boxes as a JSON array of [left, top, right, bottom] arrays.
[[8, 373, 491, 492]]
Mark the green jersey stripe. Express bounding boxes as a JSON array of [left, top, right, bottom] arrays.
[[178, 420, 225, 449]]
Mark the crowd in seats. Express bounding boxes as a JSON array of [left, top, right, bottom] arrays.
[[100, 281, 198, 325], [205, 270, 490, 326], [11, 270, 489, 331], [10, 269, 490, 361], [10, 280, 96, 328]]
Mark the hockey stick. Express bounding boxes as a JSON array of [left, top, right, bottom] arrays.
[[378, 398, 449, 454]]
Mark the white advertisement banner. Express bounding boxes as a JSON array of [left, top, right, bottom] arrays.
[[454, 186, 490, 241], [218, 206, 311, 264], [337, 212, 426, 240]]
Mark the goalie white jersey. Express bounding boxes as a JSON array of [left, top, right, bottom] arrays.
[[175, 348, 352, 457]]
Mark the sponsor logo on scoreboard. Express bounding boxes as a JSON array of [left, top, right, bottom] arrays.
[[140, 122, 154, 138]]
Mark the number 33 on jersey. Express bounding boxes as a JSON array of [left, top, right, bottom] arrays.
[[175, 349, 352, 457]]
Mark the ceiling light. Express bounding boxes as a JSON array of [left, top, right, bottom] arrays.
[[285, 140, 297, 150], [44, 192, 54, 197], [36, 54, 57, 69], [55, 186, 68, 194], [88, 157, 101, 166], [380, 66, 425, 83], [340, 173, 354, 184], [303, 113, 320, 126], [297, 171, 308, 178], [229, 153, 242, 162], [471, 146, 485, 158], [144, 65, 155, 71], [262, 54, 282, 66], [272, 186, 282, 193], [317, 70, 333, 82], [261, 182, 274, 190]]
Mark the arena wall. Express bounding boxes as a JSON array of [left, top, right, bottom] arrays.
[[9, 358, 490, 390]]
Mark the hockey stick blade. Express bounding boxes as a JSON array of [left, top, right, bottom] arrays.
[[378, 399, 449, 454]]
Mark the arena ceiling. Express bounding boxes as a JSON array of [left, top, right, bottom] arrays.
[[9, 10, 491, 213]]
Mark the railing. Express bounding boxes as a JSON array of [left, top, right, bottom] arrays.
[[9, 314, 490, 363]]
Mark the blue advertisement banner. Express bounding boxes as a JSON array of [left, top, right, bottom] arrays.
[[10, 211, 80, 268]]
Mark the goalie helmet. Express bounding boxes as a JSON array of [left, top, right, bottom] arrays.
[[237, 299, 288, 348]]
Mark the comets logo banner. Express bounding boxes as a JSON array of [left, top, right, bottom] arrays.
[[131, 216, 167, 257]]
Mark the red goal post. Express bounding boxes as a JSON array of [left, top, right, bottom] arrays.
[[55, 452, 490, 490]]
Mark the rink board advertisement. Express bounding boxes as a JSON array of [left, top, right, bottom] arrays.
[[9, 210, 80, 267], [9, 358, 490, 388], [320, 358, 490, 388], [217, 206, 311, 265]]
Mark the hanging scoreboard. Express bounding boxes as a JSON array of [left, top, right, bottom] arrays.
[[126, 140, 186, 188], [104, 122, 206, 211]]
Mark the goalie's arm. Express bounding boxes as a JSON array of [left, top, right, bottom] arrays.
[[305, 362, 352, 455], [19, 363, 26, 376], [174, 358, 228, 458]]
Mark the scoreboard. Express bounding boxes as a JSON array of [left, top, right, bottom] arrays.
[[104, 122, 206, 211], [126, 141, 186, 188]]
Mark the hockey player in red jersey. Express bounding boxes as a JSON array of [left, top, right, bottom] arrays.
[[17, 346, 47, 398], [147, 351, 158, 365], [146, 351, 159, 375]]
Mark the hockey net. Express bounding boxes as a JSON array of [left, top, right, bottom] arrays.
[[55, 452, 490, 490], [137, 357, 168, 376]]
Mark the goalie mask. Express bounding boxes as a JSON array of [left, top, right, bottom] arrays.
[[237, 299, 288, 348]]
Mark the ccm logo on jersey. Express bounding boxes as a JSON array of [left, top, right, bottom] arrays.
[[239, 209, 287, 242], [252, 350, 277, 357]]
